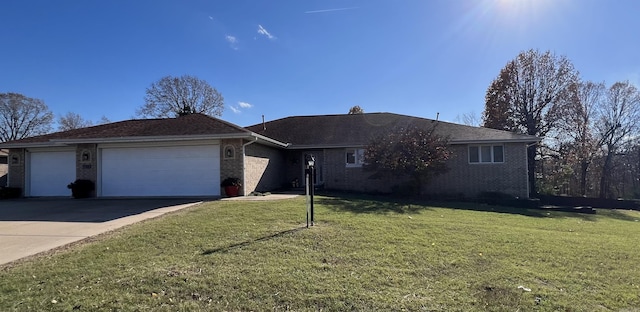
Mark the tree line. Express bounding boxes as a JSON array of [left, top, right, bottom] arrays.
[[483, 49, 640, 199], [0, 92, 112, 142]]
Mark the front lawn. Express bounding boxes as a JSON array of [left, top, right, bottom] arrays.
[[1, 195, 639, 311]]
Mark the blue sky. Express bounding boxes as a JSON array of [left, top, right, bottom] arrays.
[[1, 0, 639, 128]]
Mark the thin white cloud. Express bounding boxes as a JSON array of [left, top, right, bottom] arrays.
[[208, 16, 213, 20], [225, 35, 238, 50], [305, 7, 359, 14], [229, 106, 241, 114], [238, 101, 253, 108], [257, 24, 275, 40]]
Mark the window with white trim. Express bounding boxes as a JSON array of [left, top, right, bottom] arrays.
[[346, 148, 365, 167], [469, 145, 504, 163]]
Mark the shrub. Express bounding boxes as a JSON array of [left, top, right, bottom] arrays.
[[67, 179, 95, 199], [477, 191, 515, 205], [221, 177, 242, 187]]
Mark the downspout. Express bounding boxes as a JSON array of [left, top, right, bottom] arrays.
[[242, 136, 258, 196]]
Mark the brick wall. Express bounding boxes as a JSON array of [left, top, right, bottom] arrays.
[[220, 139, 244, 195], [423, 143, 529, 198], [7, 149, 25, 192], [244, 143, 286, 193], [75, 144, 98, 196], [316, 143, 530, 198], [0, 154, 7, 186], [323, 148, 393, 193]]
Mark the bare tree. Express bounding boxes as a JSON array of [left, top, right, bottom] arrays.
[[483, 49, 579, 195], [0, 93, 54, 142], [98, 116, 111, 124], [137, 75, 224, 118], [58, 112, 93, 131], [364, 125, 451, 195], [555, 81, 605, 196], [454, 111, 481, 126], [348, 105, 364, 114], [595, 81, 640, 198]]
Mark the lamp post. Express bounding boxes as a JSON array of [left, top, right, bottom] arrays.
[[305, 154, 315, 227]]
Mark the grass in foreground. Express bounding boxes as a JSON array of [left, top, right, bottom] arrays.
[[1, 195, 639, 311]]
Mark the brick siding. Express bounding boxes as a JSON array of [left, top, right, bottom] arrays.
[[323, 149, 393, 193], [220, 139, 244, 195], [423, 143, 529, 198], [293, 142, 530, 198], [0, 154, 7, 186], [244, 143, 286, 193], [7, 149, 25, 192], [76, 144, 98, 179]]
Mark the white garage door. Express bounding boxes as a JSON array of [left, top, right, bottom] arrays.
[[100, 145, 220, 197], [29, 150, 76, 196]]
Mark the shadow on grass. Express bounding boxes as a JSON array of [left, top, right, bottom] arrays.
[[315, 192, 640, 221], [596, 209, 640, 222], [201, 227, 306, 255], [316, 194, 431, 215], [316, 192, 550, 217], [437, 201, 550, 218]]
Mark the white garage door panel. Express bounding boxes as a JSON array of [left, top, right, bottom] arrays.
[[30, 151, 76, 196], [101, 145, 220, 196]]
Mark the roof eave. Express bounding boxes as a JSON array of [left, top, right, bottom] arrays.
[[0, 133, 290, 149], [285, 144, 367, 150], [450, 138, 541, 144], [0, 141, 73, 149], [249, 133, 289, 148], [285, 138, 540, 149]]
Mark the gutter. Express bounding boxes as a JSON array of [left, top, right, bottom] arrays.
[[285, 138, 541, 150], [449, 138, 542, 145], [0, 133, 290, 149]]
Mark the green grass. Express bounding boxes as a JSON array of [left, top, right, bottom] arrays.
[[1, 195, 639, 311]]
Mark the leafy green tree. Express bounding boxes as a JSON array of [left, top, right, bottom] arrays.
[[137, 75, 224, 118], [0, 93, 53, 142], [364, 125, 451, 195]]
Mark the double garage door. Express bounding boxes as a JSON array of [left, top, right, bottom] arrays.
[[100, 145, 220, 197], [27, 144, 221, 197]]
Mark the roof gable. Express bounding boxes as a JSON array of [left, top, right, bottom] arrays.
[[246, 113, 539, 147]]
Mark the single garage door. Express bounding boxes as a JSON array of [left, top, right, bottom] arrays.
[[29, 150, 76, 196], [100, 145, 220, 196]]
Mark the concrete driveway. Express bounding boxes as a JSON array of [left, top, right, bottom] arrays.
[[0, 198, 205, 266]]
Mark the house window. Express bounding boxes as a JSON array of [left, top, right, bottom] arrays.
[[346, 148, 365, 167], [469, 145, 504, 163]]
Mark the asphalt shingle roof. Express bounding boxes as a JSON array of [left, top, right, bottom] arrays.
[[246, 113, 539, 147], [3, 114, 250, 145], [1, 112, 539, 148]]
